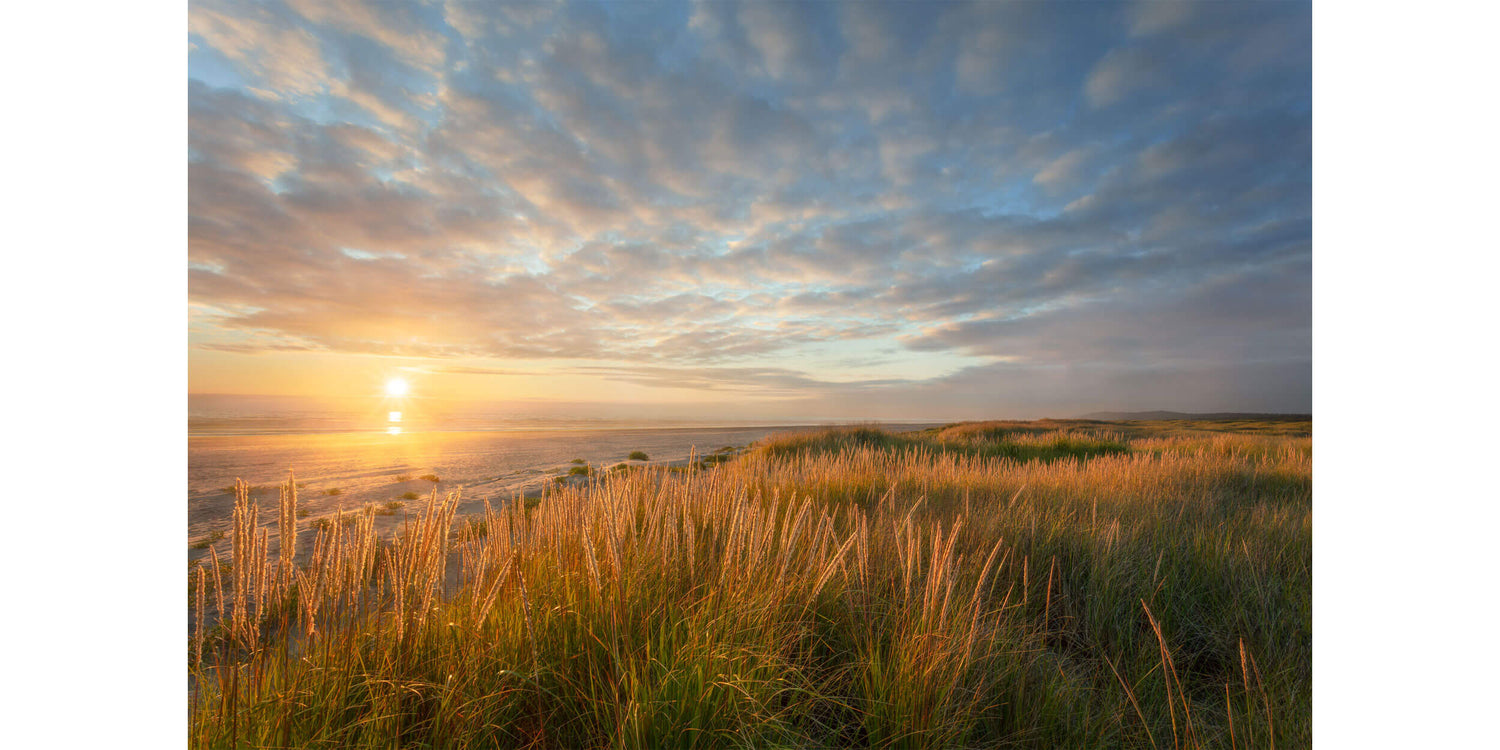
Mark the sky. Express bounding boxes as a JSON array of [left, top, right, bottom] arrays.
[[187, 0, 1311, 421]]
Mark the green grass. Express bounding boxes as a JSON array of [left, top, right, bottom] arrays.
[[568, 465, 590, 476], [696, 453, 733, 469], [188, 529, 224, 550], [400, 491, 421, 500], [189, 419, 1310, 748], [629, 451, 649, 461], [219, 484, 267, 495], [757, 423, 1130, 463], [457, 516, 488, 539], [308, 514, 365, 532]]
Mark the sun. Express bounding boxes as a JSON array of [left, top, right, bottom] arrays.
[[384, 378, 409, 397]]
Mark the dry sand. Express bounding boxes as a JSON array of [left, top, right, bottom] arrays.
[[187, 423, 939, 568]]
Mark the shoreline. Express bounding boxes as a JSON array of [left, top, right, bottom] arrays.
[[188, 422, 943, 568]]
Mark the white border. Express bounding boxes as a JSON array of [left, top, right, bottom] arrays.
[[10, 1, 1500, 746]]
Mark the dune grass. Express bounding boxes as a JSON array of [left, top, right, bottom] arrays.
[[188, 420, 1310, 748]]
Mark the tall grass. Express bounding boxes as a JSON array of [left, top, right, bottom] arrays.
[[188, 421, 1310, 748]]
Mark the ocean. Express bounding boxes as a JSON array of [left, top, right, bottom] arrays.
[[187, 395, 940, 547]]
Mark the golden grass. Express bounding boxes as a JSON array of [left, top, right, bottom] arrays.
[[189, 420, 1310, 748]]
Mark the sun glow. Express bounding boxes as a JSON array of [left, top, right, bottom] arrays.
[[385, 378, 409, 397]]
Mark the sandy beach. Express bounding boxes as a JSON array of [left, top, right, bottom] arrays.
[[188, 423, 939, 567]]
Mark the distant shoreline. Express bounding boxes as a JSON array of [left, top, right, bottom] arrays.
[[1077, 411, 1311, 421], [188, 420, 946, 439]]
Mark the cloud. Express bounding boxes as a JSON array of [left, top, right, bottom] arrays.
[[427, 365, 546, 376], [189, 0, 329, 98], [1032, 146, 1097, 191], [1084, 47, 1162, 108], [1129, 0, 1195, 37], [574, 365, 914, 397], [737, 1, 830, 82], [189, 0, 1312, 415], [285, 0, 447, 73]]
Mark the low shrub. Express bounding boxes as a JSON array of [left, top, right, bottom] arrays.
[[189, 529, 225, 550]]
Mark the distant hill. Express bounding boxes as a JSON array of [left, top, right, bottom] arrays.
[[1078, 411, 1311, 421]]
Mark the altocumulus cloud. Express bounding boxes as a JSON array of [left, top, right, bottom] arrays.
[[189, 0, 1311, 417]]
